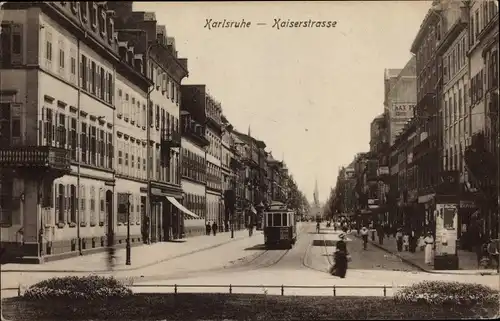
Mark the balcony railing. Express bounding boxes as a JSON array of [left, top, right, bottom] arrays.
[[0, 146, 71, 173], [161, 130, 182, 148]]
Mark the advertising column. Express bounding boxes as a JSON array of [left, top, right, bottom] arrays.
[[434, 203, 459, 270]]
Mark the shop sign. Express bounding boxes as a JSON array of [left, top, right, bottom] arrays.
[[459, 200, 477, 209]]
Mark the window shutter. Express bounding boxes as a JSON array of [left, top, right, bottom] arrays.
[[10, 24, 23, 65], [51, 110, 56, 147], [87, 59, 91, 90], [96, 66, 101, 98], [66, 184, 70, 223], [40, 106, 46, 145]]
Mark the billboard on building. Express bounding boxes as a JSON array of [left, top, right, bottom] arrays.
[[389, 103, 415, 145]]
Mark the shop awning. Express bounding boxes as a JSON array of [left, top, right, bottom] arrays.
[[250, 205, 257, 214], [166, 196, 200, 219]]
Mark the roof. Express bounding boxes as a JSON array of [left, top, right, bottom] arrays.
[[384, 68, 402, 80]]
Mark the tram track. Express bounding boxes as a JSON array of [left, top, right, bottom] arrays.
[[125, 223, 315, 284]]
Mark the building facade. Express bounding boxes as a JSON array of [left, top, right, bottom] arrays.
[[180, 90, 210, 237], [411, 3, 443, 230], [466, 0, 499, 239], [0, 2, 151, 262], [109, 2, 190, 242], [181, 85, 223, 231]]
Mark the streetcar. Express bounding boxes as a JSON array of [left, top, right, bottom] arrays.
[[263, 201, 297, 249]]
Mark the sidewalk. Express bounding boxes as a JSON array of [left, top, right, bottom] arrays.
[[354, 232, 498, 275], [0, 230, 257, 273]]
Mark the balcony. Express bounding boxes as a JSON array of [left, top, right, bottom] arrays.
[[230, 158, 242, 171], [161, 130, 182, 149], [0, 146, 71, 176]]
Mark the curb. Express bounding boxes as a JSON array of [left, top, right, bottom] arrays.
[[1, 233, 250, 274], [351, 233, 498, 276]]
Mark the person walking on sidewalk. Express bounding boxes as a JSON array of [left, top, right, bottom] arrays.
[[396, 228, 403, 252], [403, 233, 410, 251], [369, 222, 376, 242], [360, 226, 369, 250], [206, 222, 211, 235], [212, 222, 218, 236], [424, 232, 434, 265], [377, 225, 385, 245]]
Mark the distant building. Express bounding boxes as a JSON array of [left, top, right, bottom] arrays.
[[383, 57, 417, 146]]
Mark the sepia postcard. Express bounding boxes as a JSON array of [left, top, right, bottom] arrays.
[[0, 1, 499, 320]]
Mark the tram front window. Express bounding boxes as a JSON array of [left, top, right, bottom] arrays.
[[273, 213, 282, 226], [267, 214, 273, 227], [282, 213, 287, 226]]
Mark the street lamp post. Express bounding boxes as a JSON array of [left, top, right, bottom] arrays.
[[145, 40, 159, 245], [126, 192, 131, 265]]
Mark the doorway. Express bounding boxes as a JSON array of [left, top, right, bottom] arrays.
[[105, 190, 114, 244]]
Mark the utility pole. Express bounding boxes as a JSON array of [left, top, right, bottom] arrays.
[[126, 192, 131, 265]]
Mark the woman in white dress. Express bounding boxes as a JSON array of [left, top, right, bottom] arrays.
[[424, 232, 434, 265]]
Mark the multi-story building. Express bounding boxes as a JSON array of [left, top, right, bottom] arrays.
[[411, 2, 443, 226], [466, 0, 499, 239], [109, 3, 189, 242], [435, 1, 474, 244], [181, 85, 223, 231], [389, 118, 419, 230], [221, 116, 238, 232], [179, 88, 210, 237], [367, 114, 389, 224], [233, 129, 259, 227], [230, 132, 246, 230], [0, 2, 151, 262], [266, 153, 286, 203], [384, 58, 417, 147]]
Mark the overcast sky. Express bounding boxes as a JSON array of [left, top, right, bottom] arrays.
[[134, 1, 432, 203]]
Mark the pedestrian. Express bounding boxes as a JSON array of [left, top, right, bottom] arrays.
[[403, 233, 409, 251], [396, 228, 403, 252], [409, 229, 416, 253], [424, 232, 434, 265], [206, 222, 211, 235], [360, 226, 369, 250], [418, 234, 425, 251], [370, 223, 376, 242], [331, 232, 349, 278], [212, 222, 218, 236], [377, 225, 385, 245]]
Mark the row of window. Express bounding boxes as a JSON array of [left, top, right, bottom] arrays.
[[116, 138, 147, 179], [0, 103, 21, 146], [443, 76, 468, 127], [470, 69, 485, 106], [470, 1, 498, 47], [152, 104, 180, 135], [116, 89, 146, 128], [67, 2, 114, 44], [207, 163, 222, 190], [149, 61, 181, 106], [443, 35, 467, 84], [0, 22, 22, 68], [44, 27, 114, 106], [80, 54, 114, 104], [116, 193, 145, 225], [41, 107, 114, 169], [183, 193, 206, 219], [206, 200, 220, 223], [207, 131, 222, 159], [181, 149, 206, 183], [154, 146, 181, 185]]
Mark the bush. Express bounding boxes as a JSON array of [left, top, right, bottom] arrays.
[[394, 280, 499, 305], [23, 275, 132, 300]]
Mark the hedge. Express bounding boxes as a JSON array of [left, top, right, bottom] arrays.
[[394, 280, 499, 305], [3, 293, 498, 320], [22, 275, 132, 300]]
